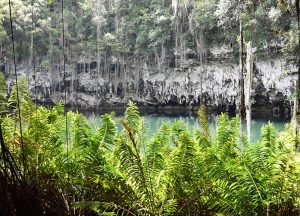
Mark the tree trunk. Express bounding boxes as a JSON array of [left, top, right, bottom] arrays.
[[28, 30, 33, 68], [97, 23, 101, 100], [239, 17, 246, 122], [48, 29, 53, 63], [292, 80, 299, 152], [245, 41, 254, 141], [292, 0, 300, 152], [97, 23, 100, 76]]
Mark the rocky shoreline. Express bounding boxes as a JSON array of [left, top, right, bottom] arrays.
[[72, 103, 290, 121]]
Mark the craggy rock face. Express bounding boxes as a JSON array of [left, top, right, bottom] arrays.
[[5, 56, 297, 118]]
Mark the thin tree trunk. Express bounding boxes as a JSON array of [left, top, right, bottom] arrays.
[[292, 0, 300, 152], [161, 43, 165, 71], [29, 31, 33, 67], [49, 30, 53, 62], [293, 0, 300, 152], [175, 18, 179, 69], [239, 17, 246, 122], [97, 23, 100, 76], [199, 67, 203, 104], [297, 5, 300, 148], [245, 41, 254, 141]]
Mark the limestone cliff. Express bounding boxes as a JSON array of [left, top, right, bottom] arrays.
[[3, 50, 297, 118]]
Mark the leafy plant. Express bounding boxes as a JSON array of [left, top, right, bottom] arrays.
[[0, 84, 299, 215]]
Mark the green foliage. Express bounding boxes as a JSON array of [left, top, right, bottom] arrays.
[[93, 113, 117, 151], [0, 72, 7, 114], [8, 78, 30, 110], [282, 20, 299, 56], [0, 82, 299, 215], [195, 0, 217, 31], [197, 105, 211, 148], [216, 114, 240, 159], [0, 0, 299, 69]]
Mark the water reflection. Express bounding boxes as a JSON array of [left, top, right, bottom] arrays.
[[86, 113, 287, 143]]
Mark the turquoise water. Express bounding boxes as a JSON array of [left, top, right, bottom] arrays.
[[86, 113, 287, 143]]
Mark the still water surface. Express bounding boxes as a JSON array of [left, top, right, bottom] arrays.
[[86, 113, 287, 143]]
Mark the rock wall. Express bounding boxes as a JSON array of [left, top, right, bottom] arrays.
[[4, 55, 298, 118]]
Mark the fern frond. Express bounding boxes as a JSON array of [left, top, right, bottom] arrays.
[[114, 134, 152, 212], [98, 113, 117, 150], [72, 112, 93, 147], [8, 78, 30, 110], [216, 114, 240, 159], [170, 119, 188, 147], [165, 126, 208, 214], [261, 123, 277, 150], [124, 101, 141, 134], [197, 105, 211, 148]]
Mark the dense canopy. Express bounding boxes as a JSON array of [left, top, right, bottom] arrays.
[[0, 0, 298, 66]]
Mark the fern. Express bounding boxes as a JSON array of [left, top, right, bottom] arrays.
[[170, 119, 189, 147], [95, 113, 117, 151], [166, 123, 208, 214], [124, 101, 142, 135], [261, 122, 277, 150], [197, 105, 211, 148], [8, 78, 30, 110], [0, 95, 299, 215], [216, 114, 240, 160], [73, 112, 93, 147], [145, 122, 170, 176], [114, 134, 152, 212]]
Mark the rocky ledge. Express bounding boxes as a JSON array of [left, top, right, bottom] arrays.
[[3, 55, 297, 119]]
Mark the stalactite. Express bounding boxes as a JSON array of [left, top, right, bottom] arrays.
[[187, 5, 206, 104], [180, 21, 184, 68], [161, 43, 165, 71], [245, 41, 254, 141], [198, 30, 206, 66], [5, 61, 10, 77], [136, 57, 141, 95], [155, 44, 165, 73], [29, 30, 34, 68], [104, 56, 107, 80], [114, 56, 118, 95], [171, 0, 178, 16], [175, 19, 179, 69], [71, 69, 74, 103], [182, 40, 186, 66]]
